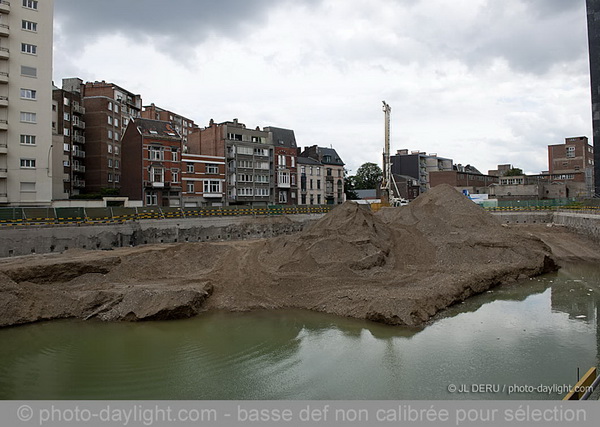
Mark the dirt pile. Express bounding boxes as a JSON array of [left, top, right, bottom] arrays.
[[0, 185, 559, 327]]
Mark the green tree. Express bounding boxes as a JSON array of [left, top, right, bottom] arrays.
[[344, 169, 359, 200], [504, 168, 524, 177], [354, 162, 383, 189]]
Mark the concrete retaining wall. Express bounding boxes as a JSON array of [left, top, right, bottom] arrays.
[[0, 214, 323, 258], [492, 211, 600, 244]]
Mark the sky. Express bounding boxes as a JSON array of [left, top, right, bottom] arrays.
[[52, 0, 593, 176]]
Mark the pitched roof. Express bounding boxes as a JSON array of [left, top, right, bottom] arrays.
[[265, 126, 297, 149], [296, 155, 322, 166], [318, 147, 345, 166], [135, 118, 181, 139]]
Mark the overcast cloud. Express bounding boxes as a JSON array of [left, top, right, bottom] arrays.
[[53, 0, 592, 175]]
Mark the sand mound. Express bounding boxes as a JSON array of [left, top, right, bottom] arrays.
[[0, 185, 558, 327]]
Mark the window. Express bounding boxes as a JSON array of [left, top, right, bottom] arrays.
[[63, 112, 70, 121], [255, 161, 269, 170], [108, 144, 113, 154], [152, 167, 164, 183], [252, 136, 264, 143], [317, 179, 321, 190], [317, 195, 321, 204], [21, 43, 37, 55], [108, 102, 112, 111], [228, 133, 243, 141], [255, 187, 270, 197], [63, 160, 70, 167], [255, 175, 269, 183], [114, 118, 119, 128], [108, 173, 113, 183], [21, 66, 37, 77], [20, 135, 36, 145], [187, 163, 194, 173], [146, 192, 158, 206], [279, 191, 287, 203], [171, 149, 178, 162], [203, 180, 221, 194], [301, 166, 306, 174], [187, 182, 194, 193], [291, 174, 296, 186], [237, 146, 253, 155], [20, 89, 36, 100], [63, 97, 69, 106], [114, 104, 119, 114], [115, 160, 120, 169], [20, 158, 36, 168], [149, 147, 163, 160], [108, 159, 113, 168], [206, 164, 219, 174], [63, 143, 70, 152], [107, 116, 113, 125], [291, 157, 295, 168], [114, 132, 119, 141], [238, 160, 253, 169], [22, 0, 38, 9], [278, 155, 285, 166], [254, 148, 269, 157], [278, 171, 290, 185], [20, 112, 36, 123], [114, 146, 119, 155], [172, 170, 179, 183], [238, 187, 253, 197], [566, 146, 575, 158], [310, 179, 314, 190], [108, 130, 113, 139], [316, 167, 321, 176], [115, 174, 120, 183], [22, 20, 37, 32], [63, 128, 70, 137]]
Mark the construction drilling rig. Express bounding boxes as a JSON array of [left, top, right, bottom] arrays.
[[381, 101, 392, 206]]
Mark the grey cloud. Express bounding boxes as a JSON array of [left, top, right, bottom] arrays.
[[55, 0, 320, 51]]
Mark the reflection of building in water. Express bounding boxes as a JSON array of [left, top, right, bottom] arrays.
[[551, 286, 597, 323]]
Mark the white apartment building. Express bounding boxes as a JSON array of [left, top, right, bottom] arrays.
[[0, 0, 54, 206]]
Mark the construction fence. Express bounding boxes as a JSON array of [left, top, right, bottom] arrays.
[[0, 205, 333, 227]]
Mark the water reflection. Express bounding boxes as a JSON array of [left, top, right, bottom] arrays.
[[0, 264, 598, 400]]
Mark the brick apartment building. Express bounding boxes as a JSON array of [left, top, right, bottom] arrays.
[[121, 118, 185, 207], [547, 136, 594, 196], [52, 78, 86, 198], [391, 149, 453, 192], [265, 126, 297, 205], [181, 152, 226, 207], [82, 80, 142, 193], [142, 103, 197, 147]]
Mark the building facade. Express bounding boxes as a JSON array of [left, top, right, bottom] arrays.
[[297, 155, 324, 205], [390, 149, 453, 193], [265, 126, 297, 205], [196, 119, 274, 206], [52, 78, 86, 199], [141, 103, 197, 148], [1, 0, 54, 206], [429, 170, 499, 194], [82, 80, 142, 194], [548, 136, 594, 197], [181, 153, 226, 207], [298, 145, 345, 205], [121, 118, 183, 207], [587, 0, 600, 195]]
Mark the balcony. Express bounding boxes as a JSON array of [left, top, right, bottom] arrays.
[[72, 149, 86, 158], [204, 193, 223, 199], [0, 1, 9, 14], [0, 168, 6, 178], [0, 47, 8, 60], [73, 119, 85, 129], [0, 143, 6, 154], [277, 181, 291, 189], [73, 134, 85, 144], [0, 72, 6, 84], [73, 180, 85, 188], [0, 24, 8, 37], [0, 119, 7, 131], [73, 104, 85, 114], [0, 96, 7, 107], [73, 164, 85, 173], [0, 193, 6, 204]]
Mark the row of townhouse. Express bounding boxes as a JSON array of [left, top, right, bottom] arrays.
[[116, 116, 345, 208], [0, 1, 345, 208]]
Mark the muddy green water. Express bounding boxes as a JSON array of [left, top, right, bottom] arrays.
[[0, 263, 598, 400]]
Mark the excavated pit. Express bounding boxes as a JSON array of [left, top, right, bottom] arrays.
[[0, 185, 561, 327]]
